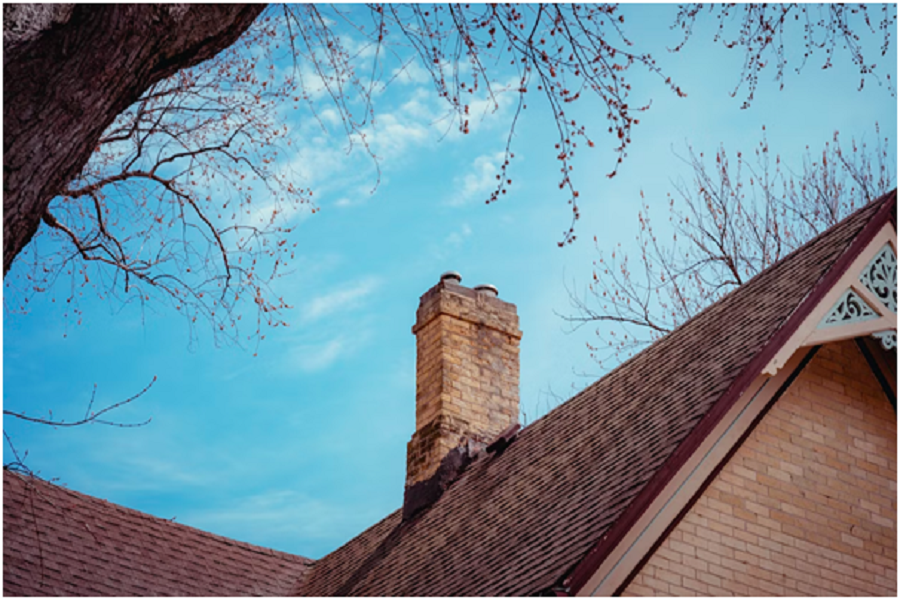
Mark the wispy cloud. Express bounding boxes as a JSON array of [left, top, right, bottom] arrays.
[[263, 66, 520, 214], [333, 181, 382, 208], [447, 152, 508, 206], [181, 488, 387, 556], [286, 323, 375, 373], [301, 276, 381, 323], [222, 362, 256, 382], [241, 196, 316, 230], [290, 336, 348, 372], [76, 439, 214, 494], [354, 93, 434, 163], [429, 223, 473, 261], [389, 59, 431, 86], [444, 223, 472, 247]]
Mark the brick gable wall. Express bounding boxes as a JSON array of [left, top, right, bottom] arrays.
[[623, 340, 897, 596]]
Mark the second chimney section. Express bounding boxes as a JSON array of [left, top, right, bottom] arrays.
[[406, 273, 521, 489]]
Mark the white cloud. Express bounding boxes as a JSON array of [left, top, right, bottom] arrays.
[[447, 152, 507, 206], [279, 140, 346, 187], [444, 223, 473, 247], [333, 180, 381, 208], [439, 74, 521, 141], [266, 63, 522, 212], [286, 326, 374, 373], [281, 275, 383, 372], [314, 107, 342, 128], [360, 111, 431, 162], [222, 362, 256, 382], [182, 488, 385, 549], [291, 336, 348, 372], [76, 437, 214, 494], [301, 276, 381, 323], [429, 223, 473, 261], [242, 197, 315, 230], [389, 59, 431, 86], [468, 85, 517, 126]]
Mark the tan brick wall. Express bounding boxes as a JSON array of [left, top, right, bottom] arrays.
[[624, 340, 897, 596], [406, 279, 521, 486]]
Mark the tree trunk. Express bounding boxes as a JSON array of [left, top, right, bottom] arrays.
[[3, 4, 266, 276]]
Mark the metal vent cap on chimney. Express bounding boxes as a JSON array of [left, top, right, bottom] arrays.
[[440, 271, 462, 284], [474, 284, 499, 298]]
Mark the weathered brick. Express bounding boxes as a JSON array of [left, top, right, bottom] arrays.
[[407, 278, 521, 487]]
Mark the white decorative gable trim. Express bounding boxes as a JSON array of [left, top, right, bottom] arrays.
[[860, 244, 897, 313], [872, 330, 897, 351], [819, 288, 880, 327], [765, 223, 897, 375], [858, 243, 897, 350]]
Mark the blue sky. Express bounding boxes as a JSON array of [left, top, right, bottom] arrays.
[[3, 5, 897, 559]]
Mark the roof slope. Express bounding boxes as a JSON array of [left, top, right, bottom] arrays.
[[302, 191, 895, 596], [3, 470, 314, 596]]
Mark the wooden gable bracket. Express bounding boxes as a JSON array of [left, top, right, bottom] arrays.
[[764, 223, 897, 376]]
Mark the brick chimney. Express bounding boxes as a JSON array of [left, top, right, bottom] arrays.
[[405, 272, 522, 495]]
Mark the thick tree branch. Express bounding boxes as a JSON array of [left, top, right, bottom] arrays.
[[4, 4, 265, 275]]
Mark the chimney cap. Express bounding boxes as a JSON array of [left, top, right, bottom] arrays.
[[474, 284, 499, 298], [440, 271, 462, 284]]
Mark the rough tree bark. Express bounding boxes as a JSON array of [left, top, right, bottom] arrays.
[[3, 3, 266, 276]]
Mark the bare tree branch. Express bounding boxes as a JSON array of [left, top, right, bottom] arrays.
[[566, 125, 894, 368], [6, 4, 894, 351], [4, 377, 156, 429]]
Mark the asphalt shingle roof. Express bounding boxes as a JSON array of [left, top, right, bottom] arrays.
[[301, 191, 895, 596], [3, 470, 313, 596]]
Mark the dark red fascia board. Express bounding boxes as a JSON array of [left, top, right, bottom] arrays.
[[563, 190, 897, 595]]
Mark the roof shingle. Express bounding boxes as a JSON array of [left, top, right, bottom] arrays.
[[3, 470, 314, 596]]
